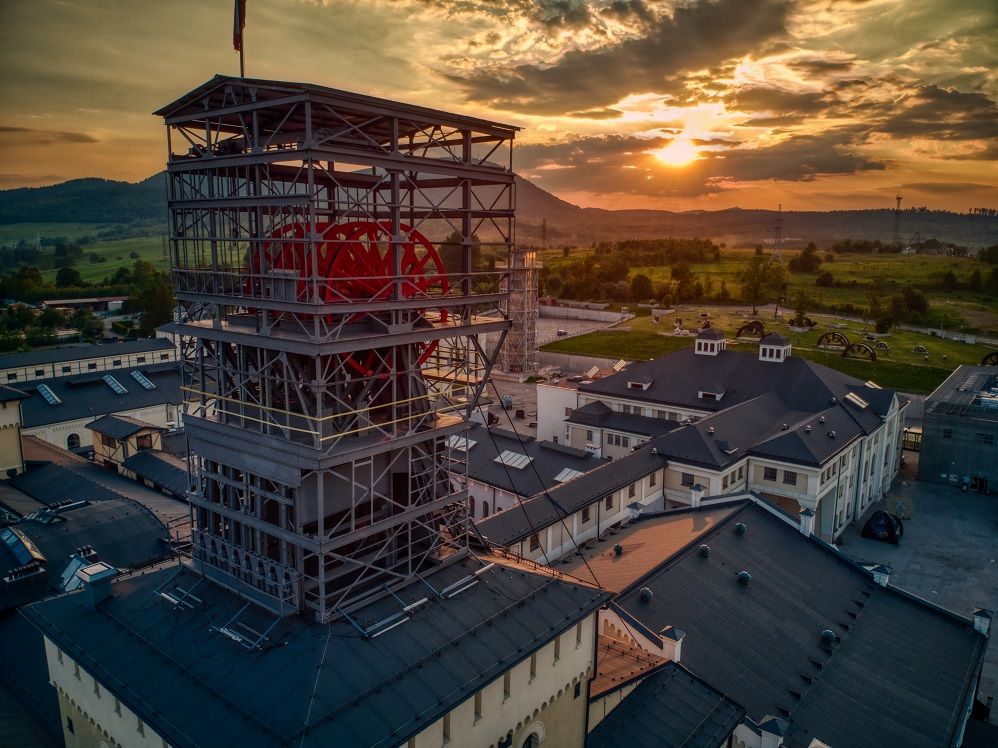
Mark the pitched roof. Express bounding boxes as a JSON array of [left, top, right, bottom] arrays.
[[17, 362, 182, 428], [0, 339, 173, 369], [464, 423, 606, 497], [615, 502, 987, 748], [0, 385, 28, 403], [475, 441, 669, 546], [87, 414, 164, 440], [567, 401, 682, 437], [25, 557, 609, 748], [10, 463, 121, 506], [121, 450, 187, 496], [587, 661, 745, 748]]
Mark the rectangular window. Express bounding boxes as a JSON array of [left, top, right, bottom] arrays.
[[586, 429, 593, 441], [649, 471, 657, 487], [764, 467, 778, 481], [565, 407, 572, 417], [101, 434, 117, 449], [722, 475, 729, 489], [503, 672, 511, 700], [57, 648, 63, 665], [529, 534, 540, 552], [474, 691, 482, 723], [112, 359, 122, 366], [783, 470, 797, 485], [576, 622, 583, 647], [137, 356, 146, 363], [554, 635, 561, 663], [574, 682, 582, 699], [657, 410, 667, 419], [628, 482, 636, 498], [942, 429, 953, 439], [529, 653, 537, 681], [35, 368, 44, 376], [681, 472, 694, 487], [621, 436, 630, 448], [669, 412, 678, 421], [61, 366, 71, 373], [738, 466, 744, 479], [6, 373, 15, 381], [582, 506, 591, 523], [114, 698, 121, 716], [160, 353, 169, 360], [93, 678, 100, 697], [66, 717, 74, 734], [136, 434, 153, 450], [604, 495, 613, 511], [977, 433, 994, 445], [74, 662, 81, 680], [88, 362, 97, 370]]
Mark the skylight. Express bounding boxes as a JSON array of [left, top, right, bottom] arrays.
[[37, 383, 62, 406], [554, 467, 584, 482], [103, 374, 128, 394], [131, 370, 157, 390], [447, 435, 477, 452], [1, 527, 46, 565], [844, 392, 869, 409], [494, 450, 533, 469]]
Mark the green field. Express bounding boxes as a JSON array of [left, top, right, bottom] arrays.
[[540, 308, 996, 394], [37, 236, 169, 284], [540, 246, 998, 335], [0, 222, 119, 243]]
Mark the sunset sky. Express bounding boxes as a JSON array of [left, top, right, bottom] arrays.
[[0, 0, 995, 211]]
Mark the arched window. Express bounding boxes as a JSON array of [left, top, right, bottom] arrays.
[[482, 501, 490, 518], [66, 433, 81, 449]]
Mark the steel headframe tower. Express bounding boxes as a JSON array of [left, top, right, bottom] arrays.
[[892, 193, 903, 249], [496, 247, 539, 375], [157, 76, 517, 622]]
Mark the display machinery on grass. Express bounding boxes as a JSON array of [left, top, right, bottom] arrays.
[[159, 76, 517, 623]]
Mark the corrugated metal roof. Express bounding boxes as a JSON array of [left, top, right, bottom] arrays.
[[121, 450, 188, 496], [25, 557, 609, 748], [87, 414, 163, 440]]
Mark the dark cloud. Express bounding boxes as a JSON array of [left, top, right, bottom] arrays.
[[787, 58, 855, 76], [726, 86, 833, 115], [0, 125, 98, 144], [872, 85, 998, 142], [900, 182, 996, 194], [451, 0, 792, 113], [565, 107, 622, 119], [517, 129, 884, 197]]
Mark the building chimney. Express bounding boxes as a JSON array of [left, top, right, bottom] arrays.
[[690, 483, 705, 508], [973, 608, 992, 636], [76, 562, 118, 609], [757, 715, 789, 748], [798, 507, 815, 537], [864, 563, 891, 587], [660, 625, 685, 662]]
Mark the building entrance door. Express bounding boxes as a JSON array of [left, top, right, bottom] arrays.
[[970, 475, 988, 494]]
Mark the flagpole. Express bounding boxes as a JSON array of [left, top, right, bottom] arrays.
[[240, 41, 245, 78]]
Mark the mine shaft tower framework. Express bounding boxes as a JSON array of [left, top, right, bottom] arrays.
[[157, 75, 516, 622]]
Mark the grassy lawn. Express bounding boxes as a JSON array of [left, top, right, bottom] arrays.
[[40, 236, 168, 284], [541, 308, 997, 394]]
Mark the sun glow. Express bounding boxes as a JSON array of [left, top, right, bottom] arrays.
[[652, 137, 701, 167]]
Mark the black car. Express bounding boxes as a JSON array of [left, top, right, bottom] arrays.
[[861, 511, 904, 545]]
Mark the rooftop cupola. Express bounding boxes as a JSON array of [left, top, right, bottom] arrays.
[[759, 332, 791, 363], [695, 328, 726, 356]]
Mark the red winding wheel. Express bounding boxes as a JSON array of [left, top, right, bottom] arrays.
[[247, 220, 449, 375]]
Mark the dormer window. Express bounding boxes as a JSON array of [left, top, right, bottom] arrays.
[[698, 390, 724, 401], [627, 381, 651, 390], [759, 334, 791, 363], [694, 329, 726, 356]]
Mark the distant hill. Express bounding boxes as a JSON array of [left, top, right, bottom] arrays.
[[0, 175, 166, 225], [2, 172, 995, 248]]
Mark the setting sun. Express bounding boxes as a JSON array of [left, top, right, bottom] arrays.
[[652, 137, 701, 167]]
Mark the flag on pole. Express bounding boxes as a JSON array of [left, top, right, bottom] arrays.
[[233, 0, 247, 52]]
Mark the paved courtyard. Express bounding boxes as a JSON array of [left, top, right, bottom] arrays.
[[838, 454, 998, 718]]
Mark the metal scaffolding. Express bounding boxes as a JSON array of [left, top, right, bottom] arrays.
[[496, 247, 539, 375], [157, 75, 516, 621]]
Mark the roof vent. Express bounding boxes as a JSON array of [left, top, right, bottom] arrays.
[[830, 396, 837, 403], [639, 587, 654, 602], [781, 423, 789, 430], [821, 629, 837, 645], [819, 416, 826, 423], [699, 544, 711, 558], [613, 543, 623, 557], [828, 430, 836, 439], [651, 447, 658, 455], [735, 522, 747, 536], [804, 425, 812, 433], [738, 571, 752, 585], [707, 426, 715, 435]]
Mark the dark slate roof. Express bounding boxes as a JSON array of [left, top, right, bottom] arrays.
[[567, 401, 682, 437], [87, 414, 164, 440], [0, 611, 63, 746], [476, 441, 669, 546], [10, 463, 121, 505], [697, 328, 726, 340], [465, 423, 606, 497], [18, 362, 182, 428], [25, 557, 609, 748], [0, 385, 28, 403], [0, 499, 170, 610], [0, 339, 173, 369], [577, 347, 895, 422], [121, 450, 188, 496], [615, 502, 987, 748], [761, 332, 790, 345], [587, 661, 745, 748]]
